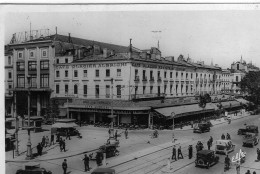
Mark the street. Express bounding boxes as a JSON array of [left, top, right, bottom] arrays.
[[6, 114, 260, 174]]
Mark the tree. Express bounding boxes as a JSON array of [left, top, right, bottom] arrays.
[[240, 71, 260, 105], [45, 98, 60, 123]]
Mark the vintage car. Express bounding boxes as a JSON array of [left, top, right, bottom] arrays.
[[193, 123, 210, 133], [195, 150, 219, 169], [90, 144, 119, 161], [242, 133, 259, 147], [238, 125, 259, 136], [16, 162, 52, 174], [91, 168, 116, 174], [215, 140, 235, 155]]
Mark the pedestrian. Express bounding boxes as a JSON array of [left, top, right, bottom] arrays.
[[257, 148, 260, 161], [172, 132, 175, 143], [41, 136, 46, 147], [115, 130, 118, 140], [37, 143, 42, 156], [66, 130, 71, 140], [245, 170, 251, 174], [51, 134, 54, 146], [209, 136, 213, 144], [236, 161, 240, 174], [178, 146, 183, 159], [124, 128, 128, 139], [82, 154, 90, 171], [59, 139, 63, 152], [108, 129, 111, 137], [207, 140, 211, 150], [62, 139, 66, 152], [62, 159, 68, 174], [45, 136, 49, 147], [221, 133, 225, 140], [171, 145, 177, 161], [188, 145, 193, 159], [252, 171, 256, 174]]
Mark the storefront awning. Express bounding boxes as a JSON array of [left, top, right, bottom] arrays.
[[154, 103, 216, 118], [220, 100, 241, 109], [235, 98, 250, 105]]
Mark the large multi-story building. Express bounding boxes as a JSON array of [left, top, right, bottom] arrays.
[[221, 69, 231, 93], [5, 30, 253, 127]]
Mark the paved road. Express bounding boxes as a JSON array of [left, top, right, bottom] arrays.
[[6, 115, 260, 174]]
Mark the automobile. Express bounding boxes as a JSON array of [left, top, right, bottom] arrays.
[[238, 125, 259, 136], [16, 162, 52, 174], [195, 150, 219, 169], [242, 133, 259, 147], [193, 123, 210, 133], [91, 168, 116, 174], [215, 140, 235, 155], [90, 144, 119, 160], [56, 127, 80, 136]]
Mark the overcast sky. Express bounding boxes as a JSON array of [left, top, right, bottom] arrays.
[[3, 6, 260, 69]]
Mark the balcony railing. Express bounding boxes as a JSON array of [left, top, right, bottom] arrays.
[[157, 77, 162, 82], [134, 76, 140, 82], [142, 76, 148, 82], [150, 77, 155, 82]]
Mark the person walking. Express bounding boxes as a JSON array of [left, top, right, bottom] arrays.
[[245, 170, 251, 174], [66, 130, 71, 140], [82, 154, 90, 171], [37, 143, 42, 156], [59, 139, 63, 152], [178, 146, 183, 159], [171, 145, 177, 161], [45, 136, 49, 147], [172, 132, 175, 143], [62, 159, 68, 174], [63, 139, 66, 152], [124, 128, 128, 139], [50, 134, 54, 146], [207, 140, 211, 150], [188, 145, 193, 159], [115, 130, 118, 141], [236, 161, 240, 174], [209, 136, 213, 144], [41, 136, 46, 147], [221, 133, 225, 140]]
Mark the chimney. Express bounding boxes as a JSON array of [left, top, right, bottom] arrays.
[[103, 48, 107, 58]]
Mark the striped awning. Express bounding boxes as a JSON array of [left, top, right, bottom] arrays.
[[154, 103, 216, 118]]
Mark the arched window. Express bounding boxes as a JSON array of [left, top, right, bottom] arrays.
[[237, 64, 239, 70], [74, 84, 78, 94]]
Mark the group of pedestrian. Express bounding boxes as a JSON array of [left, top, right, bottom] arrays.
[[36, 134, 55, 156], [171, 145, 183, 161], [59, 138, 66, 152], [221, 133, 231, 140], [196, 141, 204, 152], [207, 136, 213, 150], [245, 170, 257, 174]]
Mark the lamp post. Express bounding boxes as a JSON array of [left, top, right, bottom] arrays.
[[109, 78, 114, 139], [26, 75, 33, 160]]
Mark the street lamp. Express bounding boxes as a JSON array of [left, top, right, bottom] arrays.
[[108, 78, 116, 139], [25, 75, 33, 160]]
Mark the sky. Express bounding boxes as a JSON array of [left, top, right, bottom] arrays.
[[3, 5, 260, 69]]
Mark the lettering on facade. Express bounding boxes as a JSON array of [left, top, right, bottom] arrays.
[[131, 62, 186, 71], [55, 63, 127, 69]]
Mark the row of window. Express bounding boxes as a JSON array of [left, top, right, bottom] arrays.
[[135, 69, 221, 80], [17, 74, 49, 88], [56, 84, 122, 98], [17, 61, 49, 71], [55, 69, 122, 78], [17, 49, 48, 59]]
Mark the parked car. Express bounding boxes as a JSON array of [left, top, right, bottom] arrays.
[[193, 123, 210, 133], [91, 168, 115, 174], [195, 150, 219, 169], [16, 162, 52, 174], [215, 140, 235, 155], [238, 125, 259, 136], [242, 133, 259, 147]]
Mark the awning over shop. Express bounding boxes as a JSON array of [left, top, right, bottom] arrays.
[[235, 98, 250, 105], [51, 122, 78, 128], [220, 100, 241, 109], [154, 103, 216, 118]]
